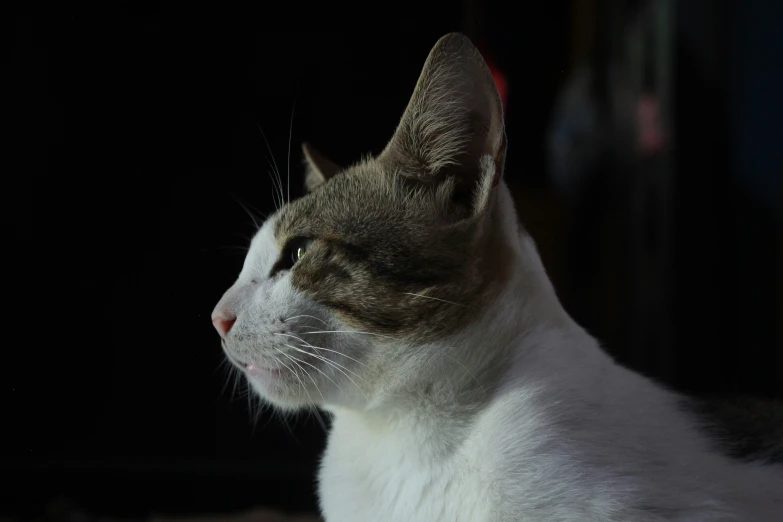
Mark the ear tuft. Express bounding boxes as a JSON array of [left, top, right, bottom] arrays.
[[302, 142, 342, 192]]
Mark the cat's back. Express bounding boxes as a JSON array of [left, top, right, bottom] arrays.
[[686, 394, 783, 464], [483, 368, 783, 521]]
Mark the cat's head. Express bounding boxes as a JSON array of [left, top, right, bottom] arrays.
[[212, 33, 522, 411]]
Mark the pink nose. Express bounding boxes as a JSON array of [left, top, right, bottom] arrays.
[[212, 313, 237, 339]]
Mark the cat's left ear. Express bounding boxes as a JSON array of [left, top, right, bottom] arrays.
[[302, 142, 342, 193], [379, 33, 506, 216]]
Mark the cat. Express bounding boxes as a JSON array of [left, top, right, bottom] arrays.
[[212, 33, 783, 521]]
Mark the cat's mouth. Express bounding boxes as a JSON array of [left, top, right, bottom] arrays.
[[221, 341, 292, 377], [245, 364, 281, 377], [228, 353, 282, 377]]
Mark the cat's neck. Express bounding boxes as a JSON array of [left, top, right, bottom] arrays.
[[330, 184, 602, 430], [328, 292, 598, 455]]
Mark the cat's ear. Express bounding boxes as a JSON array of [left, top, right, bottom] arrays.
[[302, 142, 342, 192], [379, 32, 506, 216]]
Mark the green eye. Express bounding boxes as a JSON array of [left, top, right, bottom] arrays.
[[272, 237, 314, 276], [288, 238, 312, 266]]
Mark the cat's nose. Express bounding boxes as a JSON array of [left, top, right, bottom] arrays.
[[212, 311, 237, 339]]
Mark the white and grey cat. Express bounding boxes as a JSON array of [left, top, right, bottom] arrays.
[[212, 33, 783, 521]]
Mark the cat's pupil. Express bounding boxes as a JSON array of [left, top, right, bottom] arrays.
[[290, 240, 310, 265], [280, 238, 312, 272]]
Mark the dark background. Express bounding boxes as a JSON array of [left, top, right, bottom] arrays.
[[6, 1, 781, 519]]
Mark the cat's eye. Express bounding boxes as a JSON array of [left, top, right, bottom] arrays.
[[273, 237, 313, 275], [292, 241, 311, 264]]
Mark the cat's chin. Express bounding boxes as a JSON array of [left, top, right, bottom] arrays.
[[245, 371, 322, 410]]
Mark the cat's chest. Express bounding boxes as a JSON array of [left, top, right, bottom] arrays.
[[318, 415, 498, 522]]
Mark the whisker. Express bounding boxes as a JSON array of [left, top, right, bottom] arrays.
[[274, 408, 299, 443], [213, 245, 250, 255], [250, 393, 270, 435], [283, 344, 367, 397], [276, 351, 328, 431], [229, 193, 266, 229], [287, 98, 296, 204], [256, 124, 284, 208], [284, 344, 360, 385], [403, 292, 466, 307], [263, 163, 282, 211], [229, 230, 254, 243], [278, 351, 326, 403], [254, 356, 301, 443], [291, 324, 323, 333], [277, 351, 308, 397], [246, 380, 256, 427], [284, 314, 329, 326], [267, 163, 283, 211], [304, 343, 370, 369], [283, 341, 368, 383], [216, 353, 247, 402], [216, 359, 243, 402], [309, 351, 368, 385], [274, 332, 368, 367], [299, 330, 396, 340], [442, 352, 487, 396], [229, 367, 244, 402], [292, 354, 345, 397], [256, 123, 285, 210]]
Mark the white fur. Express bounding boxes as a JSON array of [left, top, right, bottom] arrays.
[[215, 216, 373, 410], [215, 184, 783, 521]]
